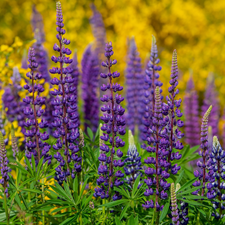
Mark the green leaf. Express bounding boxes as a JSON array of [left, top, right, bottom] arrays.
[[59, 215, 78, 224], [159, 201, 170, 222], [87, 127, 94, 141], [24, 157, 33, 176], [132, 175, 141, 198], [175, 169, 184, 185], [114, 187, 130, 199], [115, 216, 122, 225], [101, 199, 129, 208], [177, 186, 203, 196], [176, 177, 197, 193], [31, 154, 36, 172], [134, 216, 139, 225], [120, 203, 129, 220], [21, 188, 42, 194], [128, 215, 134, 225]]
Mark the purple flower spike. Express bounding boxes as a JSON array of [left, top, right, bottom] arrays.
[[90, 4, 106, 57], [165, 50, 183, 169], [201, 76, 219, 136], [81, 45, 99, 133], [49, 1, 80, 183], [184, 77, 200, 147], [126, 38, 144, 135], [124, 130, 142, 187], [0, 132, 11, 198], [170, 183, 179, 225], [141, 36, 162, 143], [95, 42, 126, 200], [194, 105, 212, 196], [22, 48, 51, 165]]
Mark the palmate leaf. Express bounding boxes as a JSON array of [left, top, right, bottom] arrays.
[[115, 216, 122, 225], [114, 187, 130, 199], [175, 169, 184, 185], [120, 203, 129, 220], [59, 215, 78, 225], [87, 127, 94, 141], [132, 175, 141, 198], [176, 177, 197, 193], [177, 186, 203, 197]]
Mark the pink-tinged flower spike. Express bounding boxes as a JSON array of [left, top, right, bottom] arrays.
[[184, 77, 200, 147], [193, 105, 212, 196], [50, 1, 80, 183], [201, 76, 219, 136], [126, 38, 143, 135], [165, 50, 183, 170], [170, 183, 179, 225], [0, 131, 11, 197]]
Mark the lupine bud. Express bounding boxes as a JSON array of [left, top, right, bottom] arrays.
[[11, 126, 19, 159], [170, 183, 179, 225]]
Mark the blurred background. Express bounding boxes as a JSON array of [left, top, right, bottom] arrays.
[[0, 0, 225, 142]]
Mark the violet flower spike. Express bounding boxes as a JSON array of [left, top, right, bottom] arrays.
[[22, 47, 51, 164], [0, 131, 11, 197], [166, 50, 183, 168], [81, 46, 99, 133], [126, 38, 143, 135], [50, 1, 80, 183], [184, 77, 200, 147], [94, 42, 126, 200]]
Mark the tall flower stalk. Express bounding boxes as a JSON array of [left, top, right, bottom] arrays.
[[81, 46, 99, 133], [184, 77, 200, 147], [142, 87, 170, 213], [0, 132, 10, 224], [50, 1, 80, 183], [94, 42, 126, 200], [23, 48, 51, 164], [193, 105, 212, 196], [166, 50, 183, 168], [126, 38, 143, 135], [170, 183, 179, 225]]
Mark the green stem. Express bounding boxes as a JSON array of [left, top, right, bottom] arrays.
[[42, 179, 45, 225], [151, 208, 156, 225], [4, 193, 9, 225], [196, 212, 200, 225]]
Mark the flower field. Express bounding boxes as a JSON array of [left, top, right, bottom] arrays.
[[0, 0, 225, 224]]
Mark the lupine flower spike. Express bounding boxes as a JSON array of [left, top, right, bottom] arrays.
[[11, 125, 19, 159], [126, 38, 143, 135], [81, 46, 99, 133], [207, 136, 225, 219], [23, 48, 51, 164], [94, 42, 126, 201], [166, 50, 183, 168], [141, 36, 162, 143], [0, 132, 11, 197], [193, 105, 212, 196], [50, 1, 80, 183], [170, 183, 179, 225], [184, 77, 200, 147], [124, 130, 142, 187], [142, 87, 171, 211]]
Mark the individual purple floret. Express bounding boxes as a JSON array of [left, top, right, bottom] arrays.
[[201, 77, 219, 136], [81, 45, 99, 133], [193, 105, 212, 196], [184, 77, 200, 147], [0, 132, 11, 198], [32, 29, 51, 82], [31, 5, 45, 43], [94, 42, 126, 200], [90, 4, 106, 57], [142, 87, 170, 211], [141, 36, 163, 143], [124, 130, 142, 187], [2, 67, 25, 126], [207, 136, 225, 219], [165, 50, 183, 169], [49, 1, 80, 183], [126, 38, 144, 135], [22, 48, 51, 165]]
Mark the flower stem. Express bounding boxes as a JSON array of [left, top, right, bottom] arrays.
[[4, 193, 9, 225]]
